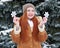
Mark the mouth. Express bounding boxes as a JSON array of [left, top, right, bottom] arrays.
[[28, 14, 33, 17]]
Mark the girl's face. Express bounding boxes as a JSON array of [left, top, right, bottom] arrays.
[[27, 7, 35, 19]]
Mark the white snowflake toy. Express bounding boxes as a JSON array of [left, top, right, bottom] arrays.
[[44, 12, 49, 18], [11, 11, 17, 17]]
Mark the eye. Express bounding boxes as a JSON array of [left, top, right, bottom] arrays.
[[27, 10, 30, 12], [32, 10, 34, 12]]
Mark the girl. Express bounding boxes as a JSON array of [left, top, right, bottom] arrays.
[[10, 3, 48, 48]]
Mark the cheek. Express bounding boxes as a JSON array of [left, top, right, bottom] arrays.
[[32, 12, 35, 15], [27, 12, 30, 16], [32, 12, 34, 14]]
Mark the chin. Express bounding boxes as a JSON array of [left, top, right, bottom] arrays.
[[28, 17, 33, 19]]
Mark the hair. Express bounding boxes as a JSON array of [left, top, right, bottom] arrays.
[[19, 7, 39, 43]]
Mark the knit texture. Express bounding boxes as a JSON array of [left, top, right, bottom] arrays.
[[23, 3, 35, 13]]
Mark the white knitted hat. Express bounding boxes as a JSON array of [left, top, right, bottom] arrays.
[[23, 3, 35, 13]]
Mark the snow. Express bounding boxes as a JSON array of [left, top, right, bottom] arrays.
[[0, 28, 13, 35]]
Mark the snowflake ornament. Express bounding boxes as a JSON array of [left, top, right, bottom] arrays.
[[44, 12, 49, 18], [11, 11, 17, 17]]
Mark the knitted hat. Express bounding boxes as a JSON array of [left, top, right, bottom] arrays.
[[23, 3, 35, 13]]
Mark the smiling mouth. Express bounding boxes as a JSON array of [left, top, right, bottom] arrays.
[[28, 14, 33, 16]]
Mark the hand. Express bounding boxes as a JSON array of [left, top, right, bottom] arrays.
[[13, 16, 20, 25], [39, 21, 44, 27], [13, 16, 21, 34], [39, 17, 47, 27], [38, 21, 45, 32], [43, 17, 47, 24], [14, 25, 21, 34]]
